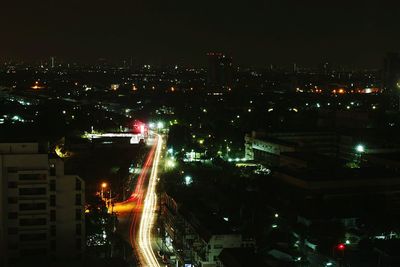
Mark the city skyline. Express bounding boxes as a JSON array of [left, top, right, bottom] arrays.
[[2, 1, 400, 68], [2, 2, 400, 267]]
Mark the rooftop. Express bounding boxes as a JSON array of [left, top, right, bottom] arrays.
[[277, 165, 400, 182], [219, 248, 271, 267]]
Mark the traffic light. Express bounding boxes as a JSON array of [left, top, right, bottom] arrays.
[[337, 243, 346, 250]]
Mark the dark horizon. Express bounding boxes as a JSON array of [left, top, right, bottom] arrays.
[[2, 1, 400, 68]]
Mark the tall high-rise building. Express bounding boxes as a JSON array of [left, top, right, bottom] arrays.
[[207, 52, 233, 91], [383, 52, 400, 110], [0, 142, 85, 266], [383, 52, 400, 93], [50, 57, 55, 69]]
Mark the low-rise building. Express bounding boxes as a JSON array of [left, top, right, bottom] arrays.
[[161, 193, 255, 267], [245, 130, 400, 166]]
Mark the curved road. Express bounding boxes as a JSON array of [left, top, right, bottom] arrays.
[[113, 134, 162, 267], [138, 134, 162, 266]]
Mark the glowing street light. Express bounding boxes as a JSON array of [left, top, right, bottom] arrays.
[[166, 159, 176, 168], [184, 175, 193, 186], [355, 144, 365, 153], [101, 182, 107, 199]]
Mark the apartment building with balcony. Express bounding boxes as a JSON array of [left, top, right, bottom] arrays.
[[0, 142, 85, 266]]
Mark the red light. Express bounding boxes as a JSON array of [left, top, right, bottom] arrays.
[[133, 120, 143, 134], [337, 243, 345, 250]]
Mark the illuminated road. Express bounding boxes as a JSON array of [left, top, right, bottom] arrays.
[[137, 134, 162, 266], [113, 134, 162, 266]]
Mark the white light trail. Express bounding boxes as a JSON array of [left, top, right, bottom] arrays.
[[138, 134, 162, 266]]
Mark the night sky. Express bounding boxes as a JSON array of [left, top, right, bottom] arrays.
[[1, 0, 400, 68]]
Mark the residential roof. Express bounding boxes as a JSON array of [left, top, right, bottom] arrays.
[[219, 248, 271, 267]]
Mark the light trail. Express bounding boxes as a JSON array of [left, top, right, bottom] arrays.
[[112, 133, 162, 266], [137, 134, 162, 267], [112, 139, 157, 255]]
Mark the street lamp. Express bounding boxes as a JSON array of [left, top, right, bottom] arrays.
[[355, 144, 365, 153], [354, 144, 365, 167], [184, 175, 193, 186], [101, 182, 107, 199], [166, 159, 176, 168]]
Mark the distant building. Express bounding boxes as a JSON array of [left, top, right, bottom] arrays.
[[50, 57, 55, 69], [207, 53, 233, 91], [245, 130, 400, 166], [383, 52, 400, 93], [0, 142, 85, 266], [276, 153, 400, 191], [383, 52, 400, 110], [320, 62, 331, 75], [244, 131, 337, 165]]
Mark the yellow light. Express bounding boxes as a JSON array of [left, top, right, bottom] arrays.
[[166, 159, 176, 168], [55, 145, 71, 158], [101, 182, 107, 188]]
